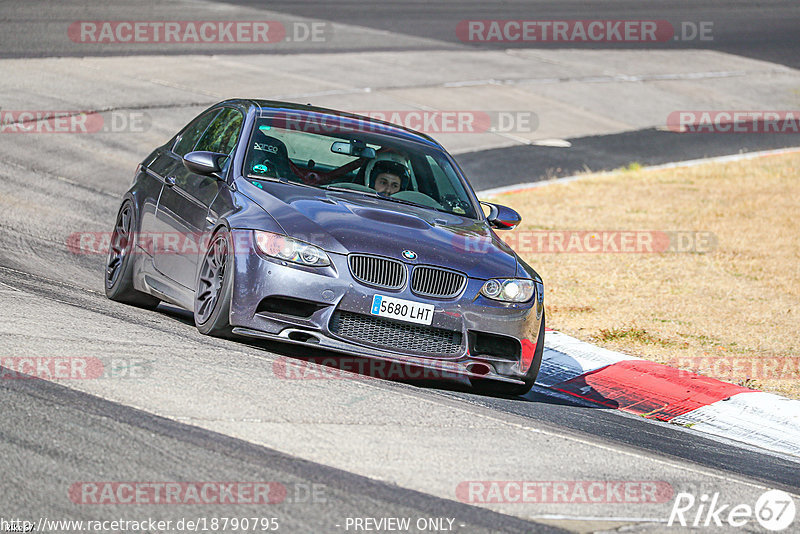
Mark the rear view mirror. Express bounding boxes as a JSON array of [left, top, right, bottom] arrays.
[[183, 151, 228, 177], [331, 141, 376, 159], [481, 202, 522, 230]]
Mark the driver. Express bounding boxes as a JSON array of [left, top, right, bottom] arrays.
[[369, 160, 410, 195]]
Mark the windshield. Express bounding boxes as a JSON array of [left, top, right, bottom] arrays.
[[242, 114, 479, 218]]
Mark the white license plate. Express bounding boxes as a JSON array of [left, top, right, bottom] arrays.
[[370, 295, 434, 325]]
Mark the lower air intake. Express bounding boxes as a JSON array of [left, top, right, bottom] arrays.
[[330, 310, 463, 356]]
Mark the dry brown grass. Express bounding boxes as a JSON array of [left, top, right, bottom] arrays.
[[484, 152, 800, 398]]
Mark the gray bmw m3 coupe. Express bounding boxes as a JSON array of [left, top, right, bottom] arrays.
[[105, 99, 545, 395]]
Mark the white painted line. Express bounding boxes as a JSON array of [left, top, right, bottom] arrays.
[[528, 515, 666, 523], [0, 280, 21, 292], [532, 139, 572, 147], [645, 146, 800, 170], [443, 79, 500, 88], [476, 146, 800, 198], [446, 70, 759, 88]]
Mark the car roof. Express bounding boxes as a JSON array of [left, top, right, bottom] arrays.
[[216, 98, 443, 149]]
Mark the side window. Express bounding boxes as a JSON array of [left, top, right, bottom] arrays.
[[173, 110, 220, 157], [194, 108, 244, 155]]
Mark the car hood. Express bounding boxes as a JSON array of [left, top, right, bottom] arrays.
[[241, 181, 520, 279]]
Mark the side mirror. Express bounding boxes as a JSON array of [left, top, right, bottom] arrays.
[[183, 151, 229, 177], [481, 202, 522, 230]]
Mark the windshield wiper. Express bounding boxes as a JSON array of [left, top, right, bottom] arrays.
[[246, 174, 283, 183], [246, 174, 317, 189], [324, 185, 383, 197], [325, 186, 417, 206]]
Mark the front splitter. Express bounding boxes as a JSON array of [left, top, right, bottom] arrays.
[[231, 326, 525, 385]]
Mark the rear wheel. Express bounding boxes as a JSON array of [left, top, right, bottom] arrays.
[[105, 201, 160, 308], [194, 227, 234, 337], [471, 312, 545, 397]]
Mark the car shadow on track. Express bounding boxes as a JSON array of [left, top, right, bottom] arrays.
[[156, 303, 613, 408]]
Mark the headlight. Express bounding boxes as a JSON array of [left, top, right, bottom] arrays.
[[254, 231, 330, 267], [480, 278, 535, 303]]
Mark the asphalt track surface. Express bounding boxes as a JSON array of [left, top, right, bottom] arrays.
[[4, 0, 798, 189], [226, 0, 800, 69], [1, 372, 559, 534], [2, 1, 800, 532], [3, 1, 798, 69], [460, 128, 800, 191]]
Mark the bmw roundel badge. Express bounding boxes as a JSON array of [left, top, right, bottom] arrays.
[[402, 250, 417, 260]]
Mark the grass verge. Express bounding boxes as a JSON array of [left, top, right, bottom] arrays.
[[485, 151, 800, 398]]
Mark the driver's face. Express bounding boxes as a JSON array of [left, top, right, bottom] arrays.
[[374, 172, 402, 195]]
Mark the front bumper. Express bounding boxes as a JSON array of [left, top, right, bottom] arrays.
[[228, 230, 543, 384]]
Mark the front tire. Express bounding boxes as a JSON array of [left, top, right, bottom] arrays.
[[194, 227, 234, 337], [105, 201, 160, 309], [471, 312, 545, 397]]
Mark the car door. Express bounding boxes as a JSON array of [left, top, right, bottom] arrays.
[[137, 110, 219, 254], [135, 150, 174, 245], [153, 107, 243, 289]]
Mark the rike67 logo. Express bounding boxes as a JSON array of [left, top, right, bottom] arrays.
[[669, 489, 796, 531]]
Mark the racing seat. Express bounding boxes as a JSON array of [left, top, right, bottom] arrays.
[[248, 131, 294, 180]]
